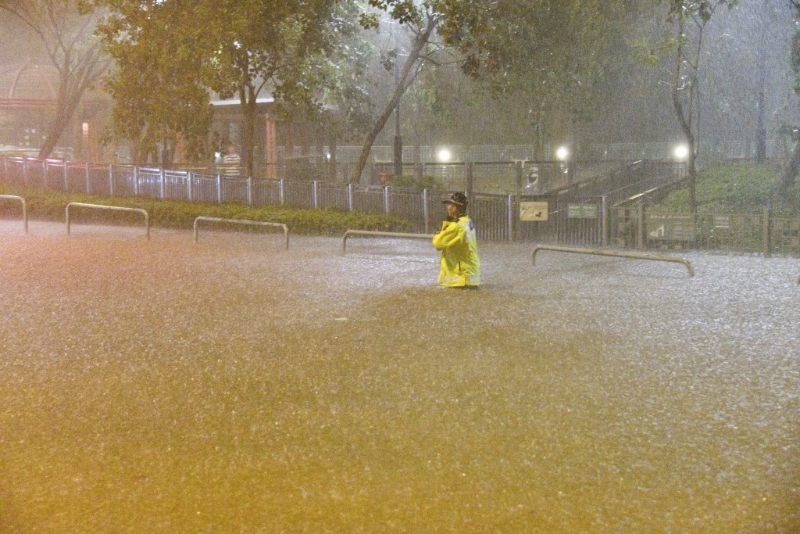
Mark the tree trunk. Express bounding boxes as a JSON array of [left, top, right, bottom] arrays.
[[38, 65, 90, 160], [350, 15, 437, 184], [240, 83, 258, 178], [672, 12, 697, 214]]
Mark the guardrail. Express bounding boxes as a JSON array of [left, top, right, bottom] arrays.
[[66, 202, 150, 240], [531, 243, 694, 277], [192, 216, 289, 250], [341, 230, 434, 256], [0, 194, 27, 233]]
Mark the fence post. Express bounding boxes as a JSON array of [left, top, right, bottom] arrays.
[[247, 176, 252, 205], [279, 178, 285, 205], [108, 164, 114, 196], [601, 195, 608, 247], [63, 160, 68, 191], [160, 168, 166, 199], [133, 166, 139, 196], [313, 180, 319, 209], [85, 162, 90, 194], [507, 194, 514, 242], [636, 202, 644, 250], [423, 188, 429, 234], [384, 185, 390, 214], [216, 174, 222, 204], [466, 162, 474, 201], [762, 206, 771, 258], [187, 172, 193, 202], [347, 182, 354, 212]]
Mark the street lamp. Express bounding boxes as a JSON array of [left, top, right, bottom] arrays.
[[673, 144, 689, 161]]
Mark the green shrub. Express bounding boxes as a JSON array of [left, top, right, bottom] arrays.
[[656, 162, 799, 215], [386, 174, 441, 191]]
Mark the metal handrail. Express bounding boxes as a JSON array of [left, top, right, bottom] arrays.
[[192, 216, 289, 250], [531, 243, 694, 277], [342, 230, 434, 256], [66, 202, 150, 240], [0, 194, 27, 233]]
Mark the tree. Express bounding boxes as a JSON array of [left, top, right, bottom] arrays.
[[202, 0, 344, 177], [441, 0, 633, 159], [664, 0, 737, 214], [0, 0, 111, 159], [95, 0, 352, 175], [777, 0, 800, 195], [352, 1, 444, 183], [96, 1, 214, 164], [353, 0, 642, 184]]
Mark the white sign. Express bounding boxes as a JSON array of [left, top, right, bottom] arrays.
[[520, 201, 548, 221]]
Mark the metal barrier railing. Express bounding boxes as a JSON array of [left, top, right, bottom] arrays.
[[65, 202, 150, 240], [531, 243, 694, 277], [341, 230, 434, 256], [0, 194, 27, 233], [192, 216, 289, 250]]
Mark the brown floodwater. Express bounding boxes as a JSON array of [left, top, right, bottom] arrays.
[[0, 221, 798, 532]]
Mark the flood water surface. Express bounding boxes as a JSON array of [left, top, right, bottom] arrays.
[[0, 222, 798, 532]]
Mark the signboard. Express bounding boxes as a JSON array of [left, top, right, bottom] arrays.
[[567, 204, 599, 219], [713, 216, 730, 229], [520, 201, 548, 221], [647, 214, 694, 241]]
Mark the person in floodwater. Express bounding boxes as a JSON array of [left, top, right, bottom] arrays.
[[432, 192, 481, 288]]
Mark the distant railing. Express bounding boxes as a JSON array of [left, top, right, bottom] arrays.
[[531, 244, 694, 277], [341, 230, 434, 256], [193, 216, 289, 250], [65, 202, 150, 240], [1, 155, 797, 255], [0, 194, 27, 233]]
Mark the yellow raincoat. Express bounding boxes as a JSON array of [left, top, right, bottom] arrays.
[[432, 215, 481, 287]]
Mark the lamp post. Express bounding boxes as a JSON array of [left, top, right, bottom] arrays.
[[392, 21, 403, 178]]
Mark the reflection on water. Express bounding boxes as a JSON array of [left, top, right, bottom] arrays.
[[0, 223, 797, 532]]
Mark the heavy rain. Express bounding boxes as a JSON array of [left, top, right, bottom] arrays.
[[1, 0, 800, 531], [0, 221, 797, 532]]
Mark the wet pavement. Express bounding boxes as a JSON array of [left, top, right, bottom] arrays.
[[0, 221, 798, 532]]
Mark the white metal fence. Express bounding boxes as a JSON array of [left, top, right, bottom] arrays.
[[2, 155, 796, 255]]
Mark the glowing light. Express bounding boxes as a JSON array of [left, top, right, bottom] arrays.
[[437, 148, 451, 162], [556, 146, 569, 161], [674, 144, 690, 161]]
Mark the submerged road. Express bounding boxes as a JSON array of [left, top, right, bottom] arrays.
[[0, 221, 798, 532]]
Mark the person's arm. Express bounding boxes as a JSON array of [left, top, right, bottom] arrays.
[[432, 220, 465, 251]]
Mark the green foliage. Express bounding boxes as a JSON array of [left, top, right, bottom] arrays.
[[93, 0, 354, 173], [386, 174, 440, 191], [655, 162, 799, 215], [0, 184, 411, 236]]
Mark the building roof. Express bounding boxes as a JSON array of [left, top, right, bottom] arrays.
[[0, 60, 58, 108]]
